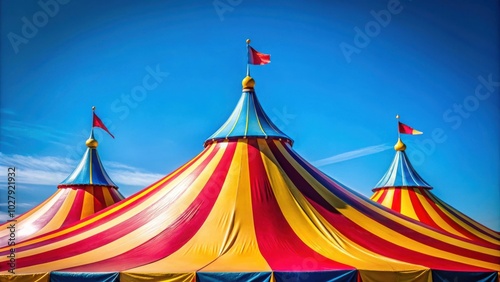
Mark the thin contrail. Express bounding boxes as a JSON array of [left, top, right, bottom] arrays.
[[313, 144, 391, 167]]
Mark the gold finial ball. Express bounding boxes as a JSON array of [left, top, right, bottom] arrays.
[[394, 138, 406, 151], [86, 138, 98, 148], [242, 76, 255, 89], [246, 39, 251, 44], [396, 114, 399, 119]]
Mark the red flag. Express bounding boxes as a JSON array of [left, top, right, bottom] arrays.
[[398, 122, 423, 135], [93, 112, 115, 138], [248, 46, 270, 65]]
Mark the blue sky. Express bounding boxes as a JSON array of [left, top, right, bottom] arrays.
[[1, 0, 499, 230]]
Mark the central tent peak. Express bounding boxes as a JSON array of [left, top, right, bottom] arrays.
[[205, 74, 293, 147]]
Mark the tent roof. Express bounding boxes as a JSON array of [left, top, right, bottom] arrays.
[[373, 139, 431, 190], [205, 76, 292, 146], [1, 76, 498, 278], [59, 131, 117, 188]]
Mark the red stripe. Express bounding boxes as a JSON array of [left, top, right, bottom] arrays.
[[407, 188, 440, 230], [9, 143, 233, 272], [3, 145, 216, 256], [109, 188, 124, 202], [391, 189, 401, 213], [61, 188, 85, 227], [272, 141, 498, 270], [375, 189, 388, 204], [249, 139, 353, 270], [92, 186, 105, 212]]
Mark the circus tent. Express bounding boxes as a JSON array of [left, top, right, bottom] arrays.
[[0, 75, 498, 282], [371, 137, 500, 246], [0, 116, 124, 244]]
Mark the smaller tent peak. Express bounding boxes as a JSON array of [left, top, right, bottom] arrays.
[[59, 128, 117, 188], [373, 144, 431, 191], [394, 138, 406, 151]]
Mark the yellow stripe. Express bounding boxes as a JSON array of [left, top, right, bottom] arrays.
[[244, 95, 249, 136], [273, 141, 500, 269], [101, 188, 115, 207], [80, 187, 96, 219], [0, 273, 50, 281], [14, 144, 226, 272], [400, 189, 419, 220], [89, 149, 93, 185], [120, 272, 195, 282], [1, 145, 216, 252], [380, 188, 394, 208], [370, 190, 383, 202], [359, 269, 431, 282]]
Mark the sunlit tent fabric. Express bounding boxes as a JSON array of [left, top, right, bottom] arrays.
[[371, 138, 500, 246], [0, 76, 499, 282], [0, 130, 124, 244]]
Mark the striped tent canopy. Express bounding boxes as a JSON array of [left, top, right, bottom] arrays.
[[371, 138, 500, 246], [0, 130, 124, 244], [0, 76, 498, 282]]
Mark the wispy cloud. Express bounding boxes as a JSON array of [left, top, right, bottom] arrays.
[[313, 144, 391, 167], [0, 212, 11, 222], [0, 202, 35, 208], [0, 108, 16, 116], [0, 153, 164, 187], [105, 161, 164, 187], [0, 119, 75, 147]]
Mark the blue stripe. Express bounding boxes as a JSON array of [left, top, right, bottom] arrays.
[[50, 272, 119, 282], [432, 270, 498, 282], [197, 272, 272, 282], [274, 270, 357, 282]]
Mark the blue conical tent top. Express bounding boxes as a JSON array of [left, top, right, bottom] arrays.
[[373, 138, 431, 191], [205, 75, 293, 146], [59, 130, 117, 188]]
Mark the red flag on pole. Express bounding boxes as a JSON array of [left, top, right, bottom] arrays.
[[398, 122, 423, 135], [248, 46, 271, 65], [93, 112, 115, 138]]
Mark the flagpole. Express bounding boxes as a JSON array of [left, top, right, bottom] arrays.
[[91, 106, 96, 136], [246, 39, 251, 76], [396, 114, 400, 139]]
